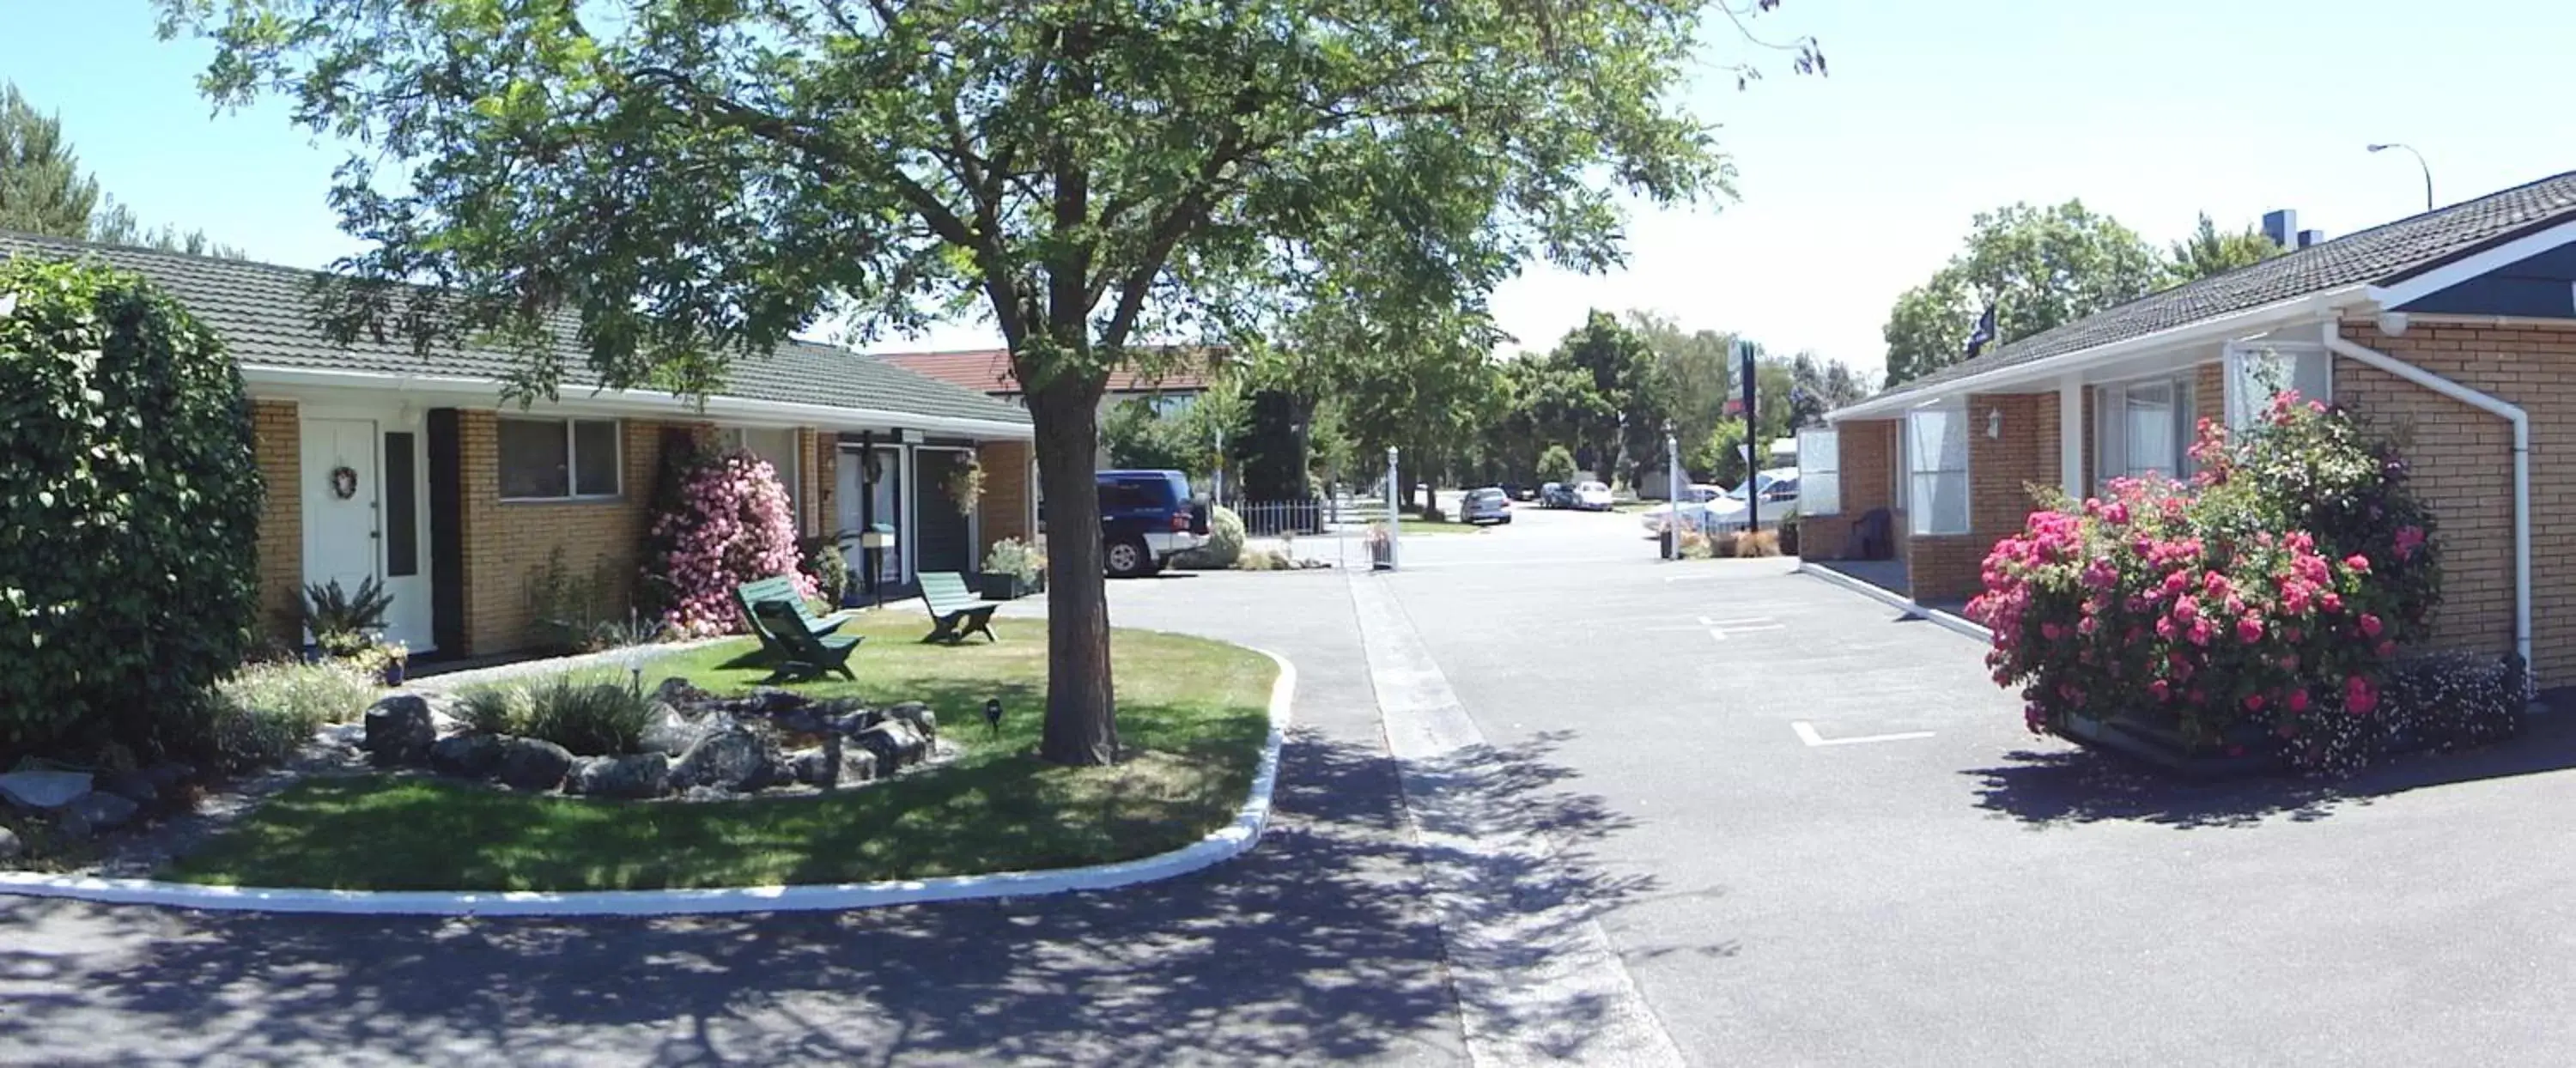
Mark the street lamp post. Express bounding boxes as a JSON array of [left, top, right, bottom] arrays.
[[2367, 143, 2433, 212]]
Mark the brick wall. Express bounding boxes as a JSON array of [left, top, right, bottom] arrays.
[[1803, 419, 1896, 560], [453, 413, 684, 655], [977, 440, 1034, 562], [810, 430, 838, 537], [1908, 391, 2057, 603], [2333, 319, 2537, 676], [250, 399, 303, 646]]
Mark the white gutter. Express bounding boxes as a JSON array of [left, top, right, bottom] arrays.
[[1830, 285, 2373, 422], [2322, 321, 2534, 678], [240, 365, 1036, 440]]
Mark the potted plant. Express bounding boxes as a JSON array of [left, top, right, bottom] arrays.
[[302, 576, 392, 659], [1777, 509, 1801, 556], [349, 640, 410, 686], [981, 537, 1045, 600], [1366, 520, 1395, 570]]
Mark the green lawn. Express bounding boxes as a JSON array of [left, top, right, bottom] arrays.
[[162, 616, 1276, 891]]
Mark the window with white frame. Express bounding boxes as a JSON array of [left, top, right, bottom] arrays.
[[499, 418, 621, 501], [2095, 378, 2194, 485], [1906, 404, 1969, 535], [1796, 427, 1840, 516], [2226, 344, 2332, 428]]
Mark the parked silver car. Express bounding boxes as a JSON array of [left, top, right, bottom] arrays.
[[1461, 486, 1514, 525]]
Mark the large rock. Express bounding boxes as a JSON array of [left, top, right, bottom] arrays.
[[428, 734, 507, 780], [886, 701, 939, 741], [851, 720, 927, 774], [829, 708, 885, 737], [746, 687, 809, 714], [494, 737, 576, 791], [61, 791, 138, 833], [653, 677, 717, 708], [671, 726, 776, 792], [98, 769, 158, 805], [568, 753, 671, 799], [0, 770, 93, 810], [0, 825, 20, 860], [361, 695, 436, 767], [787, 737, 878, 790], [138, 763, 195, 792], [640, 705, 725, 756]]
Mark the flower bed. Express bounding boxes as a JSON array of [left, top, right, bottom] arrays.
[[1970, 393, 2519, 775]]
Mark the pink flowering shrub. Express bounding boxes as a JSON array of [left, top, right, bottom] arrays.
[[1968, 393, 2442, 774], [642, 447, 813, 637]]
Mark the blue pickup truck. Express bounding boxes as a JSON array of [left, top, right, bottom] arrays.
[[1097, 470, 1211, 577]]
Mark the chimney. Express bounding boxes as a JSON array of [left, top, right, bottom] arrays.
[[2297, 229, 2325, 248], [2262, 209, 2299, 249]]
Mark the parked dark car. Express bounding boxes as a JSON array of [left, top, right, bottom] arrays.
[[1098, 470, 1210, 578], [1540, 482, 1577, 509]]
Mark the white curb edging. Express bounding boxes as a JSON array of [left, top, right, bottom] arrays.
[[1795, 561, 1993, 643], [0, 650, 1297, 917]]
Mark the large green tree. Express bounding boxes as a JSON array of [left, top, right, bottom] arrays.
[[161, 0, 1810, 763], [1880, 201, 2166, 385], [2166, 212, 2283, 283], [1, 81, 243, 256]]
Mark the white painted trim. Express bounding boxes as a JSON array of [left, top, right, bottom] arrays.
[[2321, 323, 2535, 680], [2389, 313, 2576, 329], [1828, 286, 2372, 422], [1795, 561, 1992, 643], [2364, 216, 2576, 310], [240, 365, 1036, 440], [0, 650, 1297, 916], [2057, 377, 2084, 496]]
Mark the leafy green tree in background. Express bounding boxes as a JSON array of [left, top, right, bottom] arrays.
[[1880, 201, 2166, 386], [2166, 212, 2283, 283], [1551, 311, 1671, 482], [160, 0, 1817, 762], [1535, 444, 1577, 487], [1787, 350, 1872, 428], [1, 82, 243, 257]]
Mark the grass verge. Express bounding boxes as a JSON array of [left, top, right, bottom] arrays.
[[161, 616, 1276, 892]]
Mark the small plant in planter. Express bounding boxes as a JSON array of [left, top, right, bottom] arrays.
[[302, 576, 393, 658], [1366, 520, 1395, 570], [346, 640, 410, 686], [981, 537, 1045, 600]]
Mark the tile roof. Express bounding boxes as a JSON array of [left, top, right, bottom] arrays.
[[0, 230, 1031, 428], [878, 348, 1212, 395], [1864, 169, 2576, 405]]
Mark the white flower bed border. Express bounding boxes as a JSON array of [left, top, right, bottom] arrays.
[[0, 650, 1296, 916]]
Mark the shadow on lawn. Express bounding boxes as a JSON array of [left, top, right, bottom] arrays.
[[1965, 706, 2576, 830], [0, 728, 1659, 1065]]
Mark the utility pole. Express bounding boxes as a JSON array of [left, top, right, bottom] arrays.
[[1738, 338, 1761, 534], [1664, 429, 1681, 560]]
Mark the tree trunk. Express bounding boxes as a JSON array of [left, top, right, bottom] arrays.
[[1027, 376, 1121, 766]]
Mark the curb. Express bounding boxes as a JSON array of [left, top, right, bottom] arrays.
[[1795, 561, 1993, 643], [0, 650, 1297, 917]]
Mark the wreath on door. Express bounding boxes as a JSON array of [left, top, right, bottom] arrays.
[[330, 465, 360, 500]]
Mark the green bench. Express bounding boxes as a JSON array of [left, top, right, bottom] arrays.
[[918, 571, 999, 644], [750, 599, 863, 683], [733, 574, 849, 663]]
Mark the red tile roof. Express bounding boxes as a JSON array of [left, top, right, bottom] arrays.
[[876, 348, 1212, 396]]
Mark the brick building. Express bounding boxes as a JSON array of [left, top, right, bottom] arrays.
[[1805, 172, 2576, 683], [1, 231, 1036, 658]]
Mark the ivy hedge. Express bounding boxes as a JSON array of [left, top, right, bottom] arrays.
[[0, 255, 262, 760]]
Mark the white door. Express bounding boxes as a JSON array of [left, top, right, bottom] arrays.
[[301, 418, 381, 637]]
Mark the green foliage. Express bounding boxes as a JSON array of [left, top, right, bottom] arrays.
[[209, 659, 379, 770], [1535, 444, 1578, 486], [302, 575, 393, 657], [984, 537, 1045, 582], [2167, 213, 2282, 284], [459, 673, 653, 756], [1173, 506, 1245, 570], [799, 533, 851, 608], [0, 255, 262, 758], [525, 547, 635, 655], [1882, 201, 2168, 385]]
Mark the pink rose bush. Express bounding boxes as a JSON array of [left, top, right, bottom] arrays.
[[643, 447, 813, 637], [1968, 393, 2443, 774]]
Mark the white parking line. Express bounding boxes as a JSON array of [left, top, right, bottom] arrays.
[[1793, 721, 1935, 747]]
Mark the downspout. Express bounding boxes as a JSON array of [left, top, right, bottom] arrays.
[[2322, 321, 2534, 678]]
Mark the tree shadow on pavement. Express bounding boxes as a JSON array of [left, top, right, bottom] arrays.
[[0, 728, 1666, 1065], [1965, 710, 2576, 830]]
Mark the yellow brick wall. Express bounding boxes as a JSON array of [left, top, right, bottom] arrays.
[[977, 439, 1034, 563], [2332, 319, 2532, 675], [250, 399, 304, 646], [1803, 418, 1896, 560], [455, 413, 685, 655]]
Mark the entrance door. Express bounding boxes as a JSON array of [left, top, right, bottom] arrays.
[[301, 418, 381, 638], [914, 448, 977, 576], [836, 444, 908, 592]]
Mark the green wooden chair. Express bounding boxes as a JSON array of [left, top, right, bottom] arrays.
[[918, 571, 999, 644], [734, 574, 848, 662], [750, 598, 864, 683]]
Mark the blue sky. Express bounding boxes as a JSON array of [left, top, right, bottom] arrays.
[[4, 1, 2572, 379]]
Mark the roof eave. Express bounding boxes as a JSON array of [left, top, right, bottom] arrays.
[[1827, 284, 2378, 423], [242, 365, 1036, 439]]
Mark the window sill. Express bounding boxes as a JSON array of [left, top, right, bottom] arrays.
[[498, 495, 626, 506]]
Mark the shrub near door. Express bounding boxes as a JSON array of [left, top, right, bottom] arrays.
[[1970, 395, 2453, 776]]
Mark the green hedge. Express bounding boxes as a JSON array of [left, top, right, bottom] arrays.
[[0, 256, 262, 758]]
